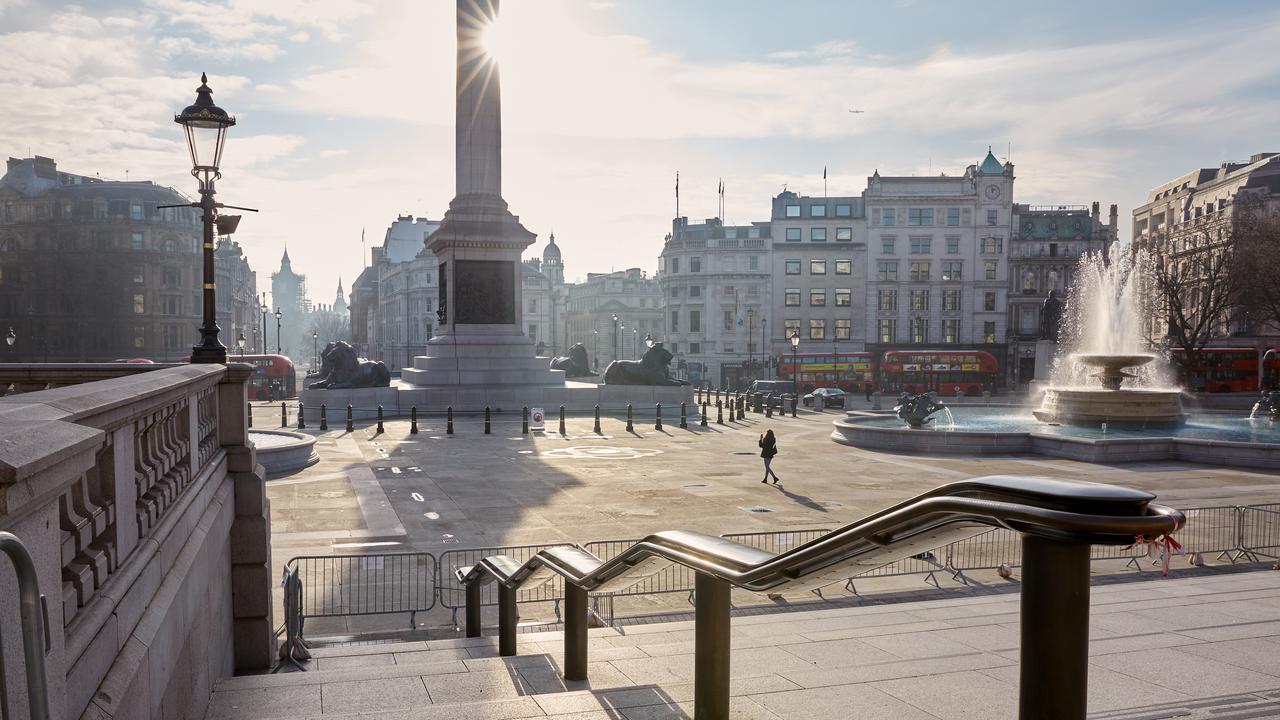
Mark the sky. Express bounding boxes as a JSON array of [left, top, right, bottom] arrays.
[[3, 0, 1279, 303]]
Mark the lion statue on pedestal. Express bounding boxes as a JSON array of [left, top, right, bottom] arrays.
[[307, 341, 391, 389], [603, 342, 688, 386], [549, 342, 595, 378]]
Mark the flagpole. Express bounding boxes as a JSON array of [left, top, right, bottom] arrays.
[[675, 171, 680, 220], [823, 166, 828, 199]]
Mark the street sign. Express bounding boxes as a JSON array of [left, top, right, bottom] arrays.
[[530, 407, 545, 431]]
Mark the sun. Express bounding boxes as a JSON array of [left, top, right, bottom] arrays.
[[479, 15, 510, 63]]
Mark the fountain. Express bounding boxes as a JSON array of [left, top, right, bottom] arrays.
[[1032, 354, 1188, 427]]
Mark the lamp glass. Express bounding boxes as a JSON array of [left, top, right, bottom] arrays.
[[274, 309, 282, 320]]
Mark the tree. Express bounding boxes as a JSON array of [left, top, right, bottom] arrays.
[[1149, 227, 1242, 383], [308, 312, 350, 351], [1228, 194, 1280, 333]]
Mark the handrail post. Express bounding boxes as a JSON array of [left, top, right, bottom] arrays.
[[464, 580, 481, 637], [694, 572, 730, 720], [498, 584, 518, 656], [1019, 535, 1090, 720], [564, 584, 589, 681], [0, 532, 51, 720]]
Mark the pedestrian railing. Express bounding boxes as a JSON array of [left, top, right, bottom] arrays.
[[288, 552, 437, 631], [437, 543, 574, 626]]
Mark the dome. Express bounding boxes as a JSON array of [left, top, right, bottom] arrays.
[[542, 232, 561, 261]]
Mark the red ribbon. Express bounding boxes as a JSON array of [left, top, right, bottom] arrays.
[[1131, 534, 1183, 576]]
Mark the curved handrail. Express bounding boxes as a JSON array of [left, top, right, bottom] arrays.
[[462, 475, 1185, 595], [0, 531, 50, 720]]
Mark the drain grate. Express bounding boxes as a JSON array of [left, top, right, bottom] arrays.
[[682, 483, 708, 488], [739, 506, 773, 514]]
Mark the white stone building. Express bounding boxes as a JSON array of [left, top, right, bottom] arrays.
[[371, 215, 440, 372], [521, 234, 567, 357], [562, 268, 663, 370]]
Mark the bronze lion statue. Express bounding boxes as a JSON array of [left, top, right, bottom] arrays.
[[307, 341, 391, 389], [603, 342, 687, 386], [550, 342, 595, 378]]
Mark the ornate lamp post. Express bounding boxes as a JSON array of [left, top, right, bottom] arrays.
[[790, 329, 800, 395], [171, 73, 241, 364], [274, 308, 283, 355], [312, 331, 318, 371], [593, 329, 599, 370], [611, 313, 619, 364], [633, 328, 638, 359], [236, 331, 246, 359], [644, 333, 655, 350], [260, 296, 269, 354], [761, 317, 768, 379], [252, 324, 259, 355]]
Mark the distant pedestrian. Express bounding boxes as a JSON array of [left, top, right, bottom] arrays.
[[864, 384, 873, 402], [758, 429, 780, 484]]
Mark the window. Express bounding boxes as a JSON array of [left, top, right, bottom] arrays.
[[836, 227, 852, 241], [725, 227, 738, 239], [942, 261, 962, 281], [947, 208, 960, 226], [943, 319, 958, 343], [528, 324, 538, 341], [834, 288, 851, 307], [984, 260, 998, 280], [984, 291, 997, 312], [133, 293, 145, 314], [910, 261, 930, 282], [879, 289, 897, 312], [670, 286, 681, 298], [878, 319, 895, 343], [690, 310, 701, 333], [983, 321, 997, 343], [528, 299, 538, 312], [785, 204, 800, 218], [133, 267, 144, 284], [810, 227, 827, 242], [910, 289, 929, 311], [687, 285, 700, 298], [670, 311, 679, 332], [785, 259, 801, 275], [785, 289, 800, 306], [835, 259, 851, 275], [162, 266, 179, 287], [943, 288, 960, 312], [670, 257, 680, 273], [946, 236, 960, 254], [723, 310, 734, 331], [163, 296, 180, 315], [131, 203, 143, 220], [723, 285, 736, 297], [809, 289, 826, 307], [910, 237, 931, 254], [908, 208, 934, 226], [835, 319, 851, 340], [881, 236, 896, 254], [785, 228, 802, 242], [748, 226, 761, 238], [811, 204, 827, 218], [690, 257, 702, 272], [981, 237, 1003, 254], [882, 208, 896, 226], [878, 261, 898, 281], [835, 204, 852, 217], [911, 317, 927, 343], [810, 259, 827, 275], [131, 232, 144, 250], [987, 209, 998, 226], [748, 255, 759, 270], [809, 318, 826, 340], [784, 319, 801, 338]]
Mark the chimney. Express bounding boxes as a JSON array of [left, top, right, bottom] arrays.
[[1249, 152, 1278, 163], [1108, 204, 1118, 227]]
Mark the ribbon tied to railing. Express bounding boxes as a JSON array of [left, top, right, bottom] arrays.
[[1130, 533, 1183, 577]]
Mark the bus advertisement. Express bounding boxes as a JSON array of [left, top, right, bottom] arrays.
[[880, 350, 999, 396]]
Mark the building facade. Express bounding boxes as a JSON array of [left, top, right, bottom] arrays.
[[269, 248, 309, 360], [521, 234, 567, 357], [863, 151, 1015, 384], [370, 215, 440, 372], [658, 217, 771, 388], [0, 156, 206, 361], [214, 238, 259, 354], [563, 268, 663, 371]]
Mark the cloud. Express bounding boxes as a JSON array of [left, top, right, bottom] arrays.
[[318, 148, 349, 159], [768, 40, 858, 61]]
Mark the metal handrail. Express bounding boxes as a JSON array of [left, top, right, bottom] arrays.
[[0, 532, 50, 720]]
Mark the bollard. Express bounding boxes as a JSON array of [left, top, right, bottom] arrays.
[[765, 398, 772, 418], [655, 403, 663, 431], [347, 404, 354, 432], [626, 403, 634, 433], [376, 405, 384, 434], [593, 404, 601, 434], [559, 405, 566, 435], [680, 402, 688, 429], [247, 402, 253, 428], [281, 402, 287, 428], [755, 393, 762, 413], [791, 395, 798, 418], [737, 396, 745, 421], [522, 406, 530, 434], [701, 401, 708, 427], [297, 402, 306, 429], [410, 406, 419, 434], [715, 389, 721, 403], [320, 404, 328, 430], [485, 406, 492, 434], [716, 400, 724, 425], [447, 406, 454, 435]]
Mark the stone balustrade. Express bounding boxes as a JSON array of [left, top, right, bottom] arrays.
[[0, 362, 273, 720]]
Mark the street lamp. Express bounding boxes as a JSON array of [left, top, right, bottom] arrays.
[[593, 329, 599, 369], [761, 317, 768, 378], [274, 308, 283, 355], [611, 313, 619, 364], [252, 324, 259, 355], [633, 328, 638, 359], [260, 296, 269, 355], [5, 327, 14, 361], [173, 73, 236, 364], [644, 333, 655, 349], [312, 331, 318, 371], [236, 331, 246, 359], [789, 329, 800, 395]]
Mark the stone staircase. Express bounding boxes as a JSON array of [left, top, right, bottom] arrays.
[[205, 571, 1280, 720]]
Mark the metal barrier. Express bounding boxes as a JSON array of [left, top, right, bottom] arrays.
[[1241, 504, 1280, 560], [1148, 505, 1241, 566], [286, 552, 437, 631], [438, 543, 574, 626]]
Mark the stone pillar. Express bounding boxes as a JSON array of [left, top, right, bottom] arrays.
[[221, 363, 275, 670], [455, 0, 503, 205]]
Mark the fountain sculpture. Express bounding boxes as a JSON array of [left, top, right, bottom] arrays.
[[895, 392, 949, 429], [1252, 391, 1280, 421]]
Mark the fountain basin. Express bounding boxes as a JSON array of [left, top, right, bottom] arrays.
[[249, 429, 319, 476], [1032, 388, 1187, 427]]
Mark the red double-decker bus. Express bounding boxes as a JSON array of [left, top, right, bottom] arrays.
[[880, 350, 999, 396], [778, 352, 874, 395], [1169, 347, 1275, 393], [236, 354, 297, 401]]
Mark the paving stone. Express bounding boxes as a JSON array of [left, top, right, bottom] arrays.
[[205, 684, 322, 720], [1091, 647, 1280, 696], [751, 681, 941, 720], [872, 668, 1016, 719], [321, 676, 432, 714], [422, 670, 530, 705]]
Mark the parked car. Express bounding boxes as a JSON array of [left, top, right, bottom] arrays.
[[803, 387, 846, 408], [749, 380, 795, 396]]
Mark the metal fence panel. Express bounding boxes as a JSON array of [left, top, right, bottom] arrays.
[[1169, 505, 1241, 561], [581, 538, 697, 601], [437, 543, 575, 620], [721, 528, 831, 554], [1241, 504, 1280, 559], [287, 552, 437, 623]]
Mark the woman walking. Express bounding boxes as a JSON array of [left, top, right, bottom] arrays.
[[759, 429, 780, 484]]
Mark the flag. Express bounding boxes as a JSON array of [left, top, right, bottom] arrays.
[[823, 166, 827, 180], [675, 172, 679, 198]]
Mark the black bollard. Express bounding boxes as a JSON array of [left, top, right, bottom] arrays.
[[715, 389, 721, 403], [716, 400, 724, 425], [701, 401, 708, 427], [738, 395, 745, 421], [320, 404, 328, 430], [297, 402, 306, 429], [791, 395, 798, 418], [655, 403, 663, 431], [522, 406, 529, 434], [447, 406, 454, 435], [347, 404, 354, 432], [410, 406, 419, 434], [680, 402, 688, 429], [376, 405, 384, 434], [485, 406, 492, 434], [626, 403, 634, 433], [765, 398, 772, 418], [593, 405, 601, 434], [247, 402, 253, 428], [559, 405, 566, 435], [281, 402, 287, 428]]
